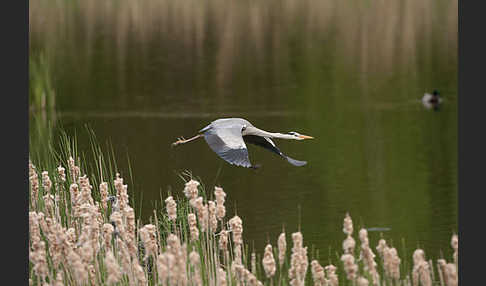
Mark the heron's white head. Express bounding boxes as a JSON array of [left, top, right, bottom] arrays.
[[287, 131, 314, 140]]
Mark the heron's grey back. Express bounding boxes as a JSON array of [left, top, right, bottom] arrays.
[[199, 118, 253, 133], [201, 120, 253, 168]]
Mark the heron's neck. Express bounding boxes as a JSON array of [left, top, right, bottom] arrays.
[[248, 128, 294, 139], [270, 133, 296, 139]]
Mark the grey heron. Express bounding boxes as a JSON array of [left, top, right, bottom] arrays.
[[171, 118, 314, 168]]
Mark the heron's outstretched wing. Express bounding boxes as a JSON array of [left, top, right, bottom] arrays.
[[203, 126, 253, 168], [243, 135, 307, 167]]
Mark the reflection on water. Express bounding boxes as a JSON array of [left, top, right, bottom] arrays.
[[30, 0, 457, 263]]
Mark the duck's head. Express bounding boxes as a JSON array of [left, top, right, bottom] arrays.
[[432, 90, 440, 96]]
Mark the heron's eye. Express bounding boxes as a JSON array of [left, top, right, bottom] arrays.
[[242, 125, 247, 131]]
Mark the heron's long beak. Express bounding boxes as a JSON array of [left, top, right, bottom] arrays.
[[298, 134, 314, 139]]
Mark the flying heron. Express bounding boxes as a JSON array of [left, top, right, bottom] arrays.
[[171, 118, 314, 168]]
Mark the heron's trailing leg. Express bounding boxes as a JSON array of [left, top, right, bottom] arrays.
[[171, 134, 203, 147]]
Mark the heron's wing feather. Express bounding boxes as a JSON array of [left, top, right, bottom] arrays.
[[243, 135, 307, 167], [243, 135, 283, 157], [203, 127, 253, 168]]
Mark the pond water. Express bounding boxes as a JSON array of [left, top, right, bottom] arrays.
[[30, 0, 457, 264]]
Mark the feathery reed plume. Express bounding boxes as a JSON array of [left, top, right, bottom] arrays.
[[219, 229, 229, 252], [193, 197, 204, 217], [232, 255, 263, 286], [359, 228, 379, 285], [214, 186, 226, 203], [450, 234, 458, 267], [78, 238, 95, 264], [124, 206, 136, 242], [324, 264, 338, 286], [116, 237, 132, 278], [437, 259, 458, 286], [105, 250, 122, 285], [69, 183, 80, 214], [218, 267, 227, 286], [229, 215, 244, 246], [190, 251, 203, 286], [29, 240, 48, 282], [99, 181, 109, 211], [343, 212, 353, 235], [66, 247, 89, 285], [140, 224, 158, 260], [102, 223, 114, 250], [43, 193, 55, 217], [29, 212, 41, 245], [114, 173, 129, 211], [68, 156, 80, 182], [78, 174, 94, 205], [36, 211, 46, 232], [29, 161, 39, 208], [76, 203, 101, 261], [88, 264, 97, 285], [412, 249, 432, 286], [65, 227, 76, 246], [40, 218, 65, 269], [278, 232, 287, 267], [28, 160, 36, 178], [166, 234, 187, 285], [53, 272, 64, 286], [41, 171, 52, 194], [178, 244, 188, 285], [342, 213, 355, 254], [376, 238, 402, 281], [385, 246, 401, 280], [184, 179, 200, 205], [357, 276, 370, 286], [57, 165, 66, 183], [341, 253, 358, 281], [192, 196, 208, 232], [133, 258, 148, 285], [246, 270, 263, 286], [263, 244, 276, 278], [157, 252, 172, 286], [188, 213, 200, 241], [310, 260, 327, 286], [376, 239, 387, 257], [165, 196, 177, 222], [208, 200, 218, 232], [288, 232, 308, 286], [214, 186, 226, 221]]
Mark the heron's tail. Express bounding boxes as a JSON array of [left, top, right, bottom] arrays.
[[285, 156, 307, 167]]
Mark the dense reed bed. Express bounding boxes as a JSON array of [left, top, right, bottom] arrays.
[[29, 130, 458, 286]]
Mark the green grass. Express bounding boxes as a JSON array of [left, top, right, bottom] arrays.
[[29, 52, 56, 112]]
